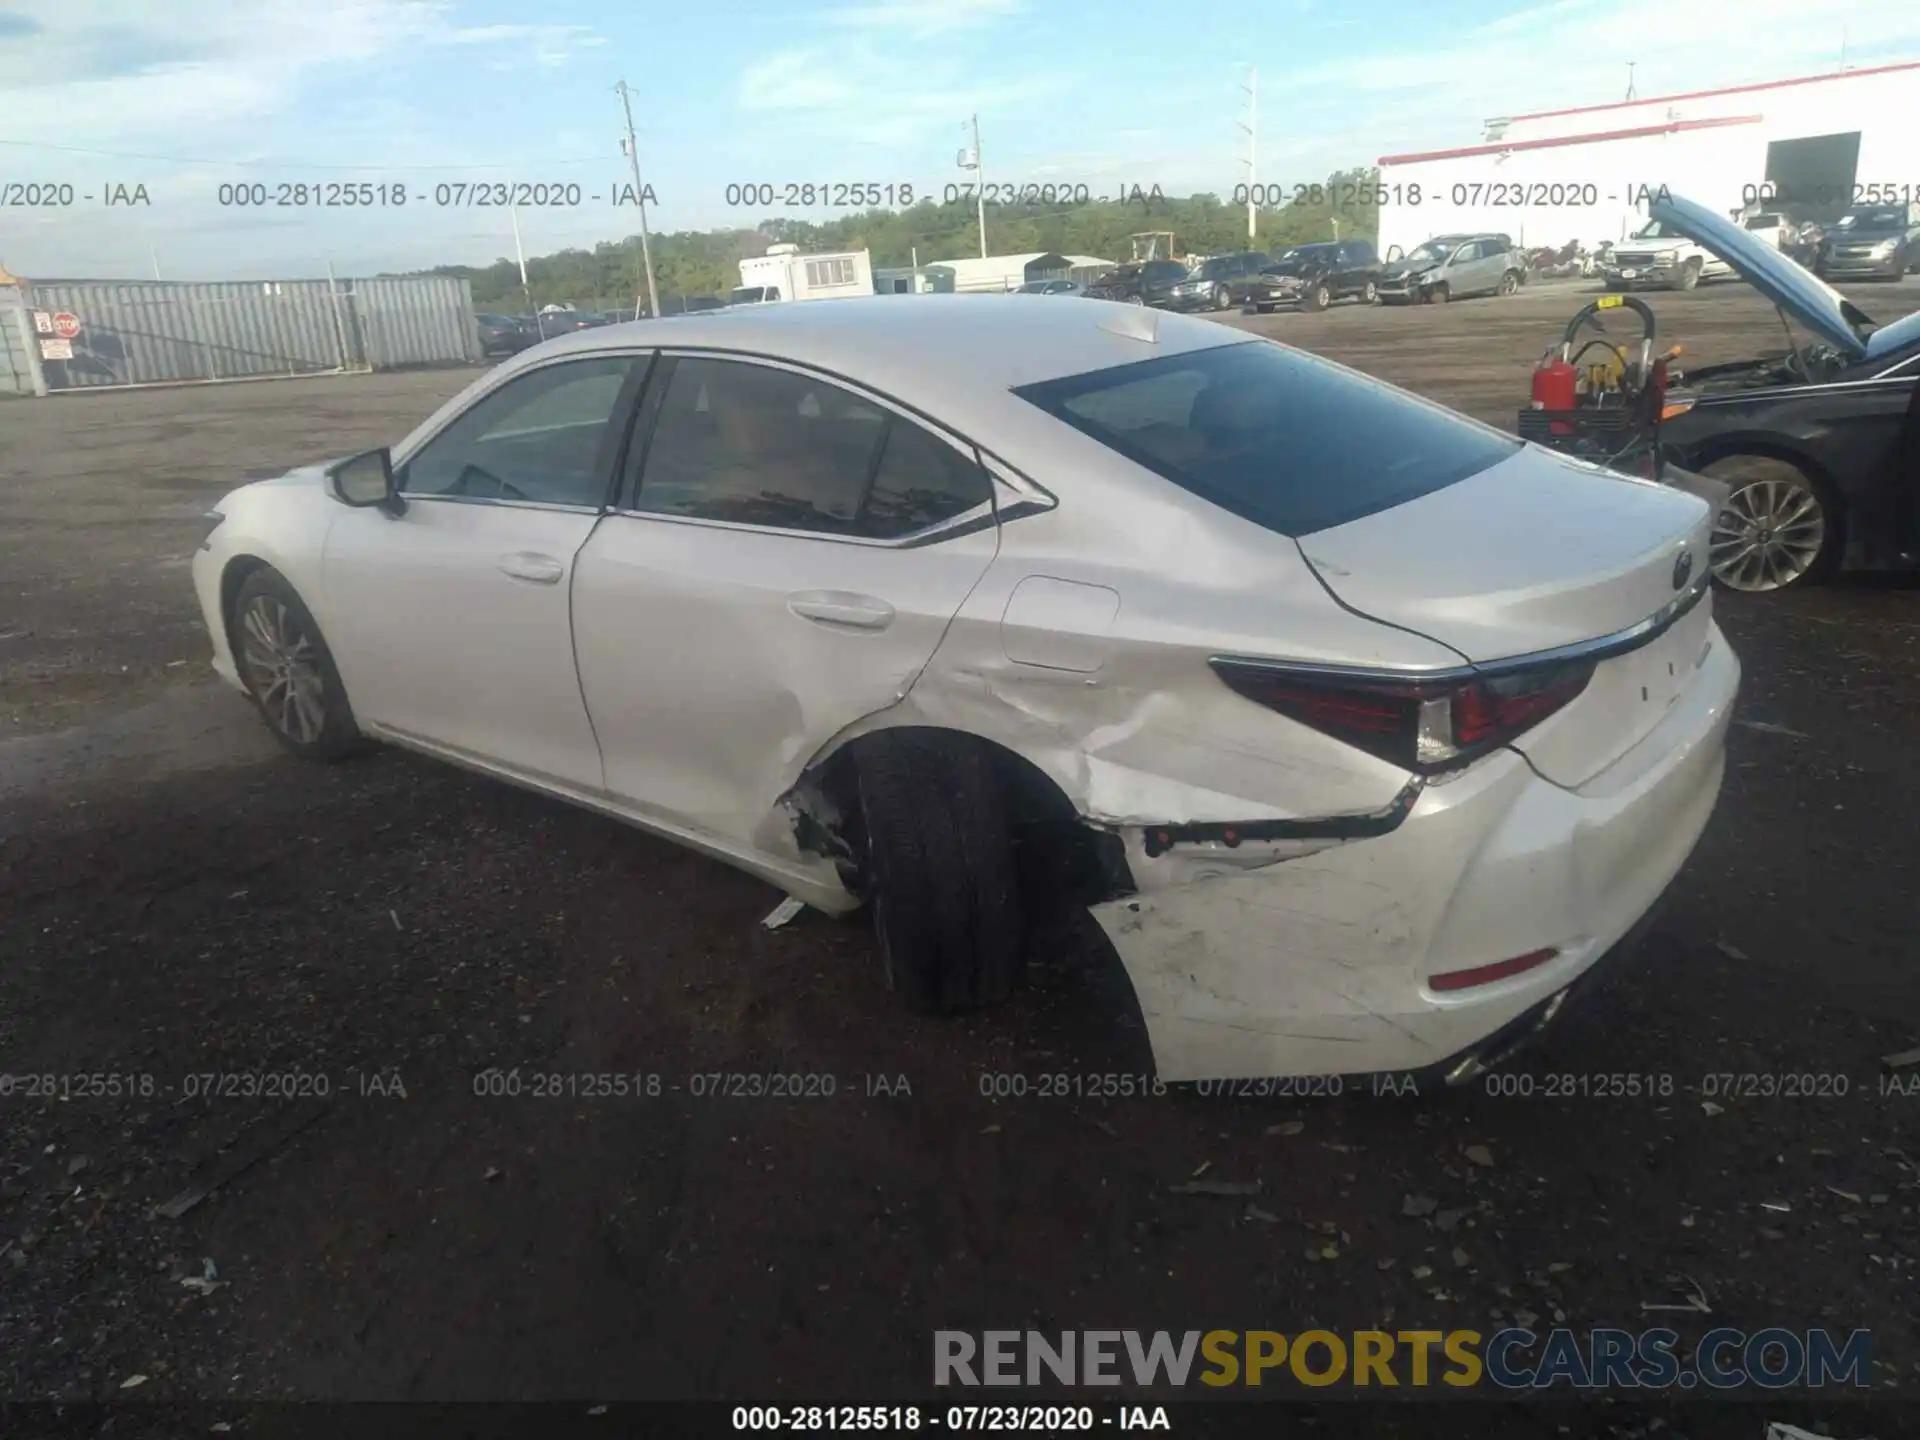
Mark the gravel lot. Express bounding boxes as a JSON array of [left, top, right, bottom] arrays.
[[3, 278, 1918, 1425]]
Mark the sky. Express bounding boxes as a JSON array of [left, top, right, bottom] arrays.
[[0, 0, 1916, 280]]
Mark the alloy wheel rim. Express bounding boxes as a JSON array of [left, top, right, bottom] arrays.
[[238, 596, 326, 743], [1709, 476, 1825, 591]]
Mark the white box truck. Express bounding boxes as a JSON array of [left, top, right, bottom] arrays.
[[731, 243, 874, 305]]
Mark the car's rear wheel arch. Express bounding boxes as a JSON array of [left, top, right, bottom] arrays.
[[805, 725, 1133, 915]]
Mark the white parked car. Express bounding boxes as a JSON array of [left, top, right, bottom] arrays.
[[192, 297, 1739, 1084]]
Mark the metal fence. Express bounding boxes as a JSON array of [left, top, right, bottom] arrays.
[[1, 287, 38, 396], [0, 273, 480, 394]]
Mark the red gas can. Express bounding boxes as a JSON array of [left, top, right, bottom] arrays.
[[1530, 355, 1578, 411]]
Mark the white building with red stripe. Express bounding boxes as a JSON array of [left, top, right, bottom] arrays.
[[1374, 60, 1920, 259]]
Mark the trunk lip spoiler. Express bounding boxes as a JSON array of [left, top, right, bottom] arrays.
[[1210, 568, 1712, 688]]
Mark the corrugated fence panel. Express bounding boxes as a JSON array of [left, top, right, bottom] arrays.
[[13, 274, 477, 390], [0, 298, 35, 395], [354, 275, 480, 369], [22, 280, 329, 387]]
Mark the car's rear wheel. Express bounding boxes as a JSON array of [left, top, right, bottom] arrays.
[[1701, 455, 1839, 592], [854, 731, 1023, 1013], [230, 567, 367, 759], [1498, 270, 1520, 296]]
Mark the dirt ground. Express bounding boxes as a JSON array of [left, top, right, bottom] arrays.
[[3, 278, 1918, 1425]]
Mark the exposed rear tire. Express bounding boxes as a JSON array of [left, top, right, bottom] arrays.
[[230, 567, 368, 761], [854, 731, 1023, 1013]]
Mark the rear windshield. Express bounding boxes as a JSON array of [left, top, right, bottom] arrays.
[[1013, 340, 1518, 537]]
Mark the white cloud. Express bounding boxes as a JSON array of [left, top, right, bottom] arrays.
[[0, 1, 608, 148], [820, 0, 1023, 38]]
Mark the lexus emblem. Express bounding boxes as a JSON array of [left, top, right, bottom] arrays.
[[1671, 547, 1694, 590]]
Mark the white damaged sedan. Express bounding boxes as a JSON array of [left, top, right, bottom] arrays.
[[193, 296, 1738, 1083]]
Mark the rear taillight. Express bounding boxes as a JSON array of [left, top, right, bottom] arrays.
[[1210, 657, 1594, 775]]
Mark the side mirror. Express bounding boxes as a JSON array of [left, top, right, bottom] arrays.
[[325, 447, 404, 516]]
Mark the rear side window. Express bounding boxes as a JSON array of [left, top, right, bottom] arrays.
[[629, 356, 989, 539], [1013, 340, 1518, 537]]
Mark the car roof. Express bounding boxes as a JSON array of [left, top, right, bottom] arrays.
[[415, 295, 1260, 461]]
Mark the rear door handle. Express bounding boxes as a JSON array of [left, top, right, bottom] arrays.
[[787, 590, 895, 631], [498, 551, 565, 585]]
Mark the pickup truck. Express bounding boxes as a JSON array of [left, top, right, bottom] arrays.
[[1603, 219, 1735, 291]]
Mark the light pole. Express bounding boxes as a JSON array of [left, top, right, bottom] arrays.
[[1237, 66, 1257, 244], [959, 115, 987, 259]]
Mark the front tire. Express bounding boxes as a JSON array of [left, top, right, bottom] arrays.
[[1301, 281, 1331, 313], [1675, 258, 1702, 292], [1425, 282, 1450, 305], [854, 732, 1023, 1013], [1212, 284, 1231, 310], [1360, 280, 1378, 304], [230, 567, 367, 760], [1701, 455, 1840, 592]]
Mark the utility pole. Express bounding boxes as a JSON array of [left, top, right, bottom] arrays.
[[614, 79, 662, 320], [959, 115, 987, 259], [1625, 61, 1637, 102], [1237, 66, 1257, 244], [509, 203, 538, 333]]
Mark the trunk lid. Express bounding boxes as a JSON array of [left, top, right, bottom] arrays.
[[1297, 445, 1716, 787], [1297, 445, 1711, 664]]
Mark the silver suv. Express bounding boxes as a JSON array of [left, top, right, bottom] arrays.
[[1376, 233, 1526, 305]]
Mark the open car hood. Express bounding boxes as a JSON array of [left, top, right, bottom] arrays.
[[1649, 191, 1873, 360]]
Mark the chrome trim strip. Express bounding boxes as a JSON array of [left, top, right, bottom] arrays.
[[394, 493, 605, 515], [980, 451, 1058, 514], [1211, 571, 1713, 685], [605, 496, 998, 549]]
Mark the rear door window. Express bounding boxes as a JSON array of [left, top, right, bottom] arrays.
[[1014, 340, 1518, 537], [629, 356, 990, 540]]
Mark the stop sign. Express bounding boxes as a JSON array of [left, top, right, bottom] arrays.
[[51, 312, 80, 339]]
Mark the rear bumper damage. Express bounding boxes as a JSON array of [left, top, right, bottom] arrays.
[[1088, 626, 1738, 1082]]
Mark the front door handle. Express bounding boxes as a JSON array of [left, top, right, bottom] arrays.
[[787, 590, 895, 631], [498, 551, 565, 585]]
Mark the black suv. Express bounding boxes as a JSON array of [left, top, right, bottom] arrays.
[[1083, 259, 1190, 307], [1159, 251, 1274, 311], [1235, 239, 1382, 313]]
